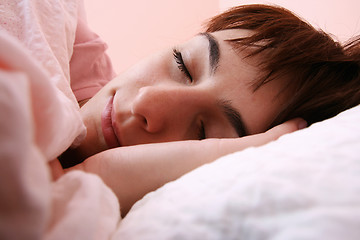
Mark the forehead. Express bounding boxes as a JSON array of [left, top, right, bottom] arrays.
[[211, 29, 254, 41], [181, 29, 261, 82], [207, 29, 265, 94]]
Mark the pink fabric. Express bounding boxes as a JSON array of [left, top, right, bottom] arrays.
[[1, 0, 116, 103], [70, 17, 116, 102], [0, 0, 120, 239]]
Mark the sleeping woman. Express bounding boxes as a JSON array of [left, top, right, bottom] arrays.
[[55, 5, 360, 216]]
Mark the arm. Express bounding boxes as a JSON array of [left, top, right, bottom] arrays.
[[70, 118, 305, 216]]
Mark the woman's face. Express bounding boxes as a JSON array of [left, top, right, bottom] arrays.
[[78, 29, 289, 159]]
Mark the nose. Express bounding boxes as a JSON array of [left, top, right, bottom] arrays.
[[131, 86, 203, 134]]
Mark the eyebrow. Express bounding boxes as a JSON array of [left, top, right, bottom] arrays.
[[218, 99, 248, 137], [199, 32, 220, 75]]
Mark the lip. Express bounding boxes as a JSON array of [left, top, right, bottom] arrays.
[[101, 95, 121, 148]]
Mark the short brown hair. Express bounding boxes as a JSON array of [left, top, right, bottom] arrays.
[[205, 4, 360, 127]]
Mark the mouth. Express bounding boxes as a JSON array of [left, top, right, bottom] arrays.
[[101, 95, 121, 148]]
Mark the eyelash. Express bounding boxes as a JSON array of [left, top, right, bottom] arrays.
[[173, 48, 193, 82]]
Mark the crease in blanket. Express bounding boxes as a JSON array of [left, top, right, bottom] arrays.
[[0, 0, 120, 239]]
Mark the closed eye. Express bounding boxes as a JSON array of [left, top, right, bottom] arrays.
[[173, 48, 193, 82]]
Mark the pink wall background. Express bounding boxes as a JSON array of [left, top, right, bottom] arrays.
[[85, 0, 360, 74], [85, 0, 218, 74]]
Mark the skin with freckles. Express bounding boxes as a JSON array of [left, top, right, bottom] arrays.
[[75, 29, 292, 162], [55, 29, 305, 217]]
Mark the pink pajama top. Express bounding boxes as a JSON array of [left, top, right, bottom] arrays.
[[70, 16, 116, 102]]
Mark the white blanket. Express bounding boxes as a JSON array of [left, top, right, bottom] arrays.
[[115, 104, 360, 239]]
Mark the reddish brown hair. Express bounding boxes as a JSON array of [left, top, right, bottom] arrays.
[[205, 4, 360, 127]]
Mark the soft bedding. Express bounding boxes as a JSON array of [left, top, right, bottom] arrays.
[[0, 0, 119, 239], [1, 0, 360, 239]]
